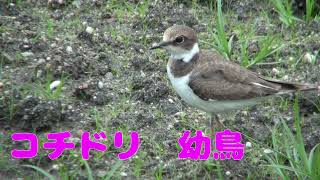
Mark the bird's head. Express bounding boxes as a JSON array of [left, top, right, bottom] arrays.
[[150, 25, 199, 62]]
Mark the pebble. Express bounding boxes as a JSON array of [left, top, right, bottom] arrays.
[[37, 58, 45, 65], [263, 148, 273, 154], [50, 80, 61, 90], [36, 70, 43, 78], [271, 68, 280, 75], [21, 52, 34, 57], [245, 142, 252, 148], [168, 98, 174, 103], [120, 172, 127, 177], [303, 52, 316, 64], [86, 26, 94, 34], [66, 46, 73, 53], [225, 171, 231, 176], [52, 164, 59, 170], [0, 82, 3, 88], [98, 81, 104, 89]]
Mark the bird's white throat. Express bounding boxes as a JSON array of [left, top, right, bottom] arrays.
[[170, 43, 199, 63]]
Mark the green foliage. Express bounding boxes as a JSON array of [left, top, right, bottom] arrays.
[[34, 72, 64, 100], [90, 107, 103, 130], [270, 0, 297, 26], [264, 96, 320, 179], [104, 160, 123, 180], [209, 0, 233, 59], [137, 0, 150, 19], [81, 160, 94, 180], [154, 164, 164, 180], [46, 19, 54, 39], [306, 0, 316, 23], [243, 36, 284, 68], [21, 165, 55, 180]]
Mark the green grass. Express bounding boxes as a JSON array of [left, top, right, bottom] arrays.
[[133, 157, 143, 178], [46, 19, 54, 39], [264, 95, 320, 179], [209, 0, 233, 59], [81, 160, 94, 180], [104, 160, 123, 180], [241, 35, 284, 68], [154, 163, 164, 180], [270, 0, 297, 27], [136, 0, 150, 19], [34, 72, 64, 100], [90, 107, 103, 130], [21, 165, 55, 180], [306, 0, 316, 23]]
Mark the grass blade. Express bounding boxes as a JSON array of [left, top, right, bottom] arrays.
[[81, 160, 94, 180], [22, 164, 55, 180], [309, 143, 320, 179], [104, 160, 123, 180]]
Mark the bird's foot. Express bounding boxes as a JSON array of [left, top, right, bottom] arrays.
[[208, 114, 226, 134]]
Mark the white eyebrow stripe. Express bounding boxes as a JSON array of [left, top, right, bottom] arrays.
[[251, 82, 277, 90]]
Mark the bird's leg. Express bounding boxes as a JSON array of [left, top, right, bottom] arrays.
[[210, 114, 225, 132]]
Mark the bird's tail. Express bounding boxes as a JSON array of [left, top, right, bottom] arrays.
[[262, 78, 319, 93]]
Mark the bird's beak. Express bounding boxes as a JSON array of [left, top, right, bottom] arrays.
[[149, 41, 171, 50]]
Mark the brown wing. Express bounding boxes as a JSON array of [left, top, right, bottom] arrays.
[[189, 51, 283, 101]]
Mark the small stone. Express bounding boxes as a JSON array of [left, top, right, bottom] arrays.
[[37, 58, 45, 65], [289, 57, 294, 61], [79, 83, 89, 89], [0, 82, 3, 88], [36, 70, 43, 78], [21, 52, 34, 57], [241, 110, 248, 116], [86, 26, 94, 34], [245, 142, 252, 148], [50, 80, 61, 90], [98, 81, 104, 89], [120, 172, 127, 177], [97, 170, 107, 177], [303, 52, 316, 64], [66, 46, 73, 53], [271, 68, 280, 75], [263, 148, 273, 154], [225, 171, 231, 176], [52, 164, 59, 170]]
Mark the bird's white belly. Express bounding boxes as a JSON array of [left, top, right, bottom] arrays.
[[167, 64, 259, 113]]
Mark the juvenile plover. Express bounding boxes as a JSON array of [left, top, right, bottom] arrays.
[[150, 25, 319, 128]]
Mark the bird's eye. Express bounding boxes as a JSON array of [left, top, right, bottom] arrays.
[[175, 36, 185, 44]]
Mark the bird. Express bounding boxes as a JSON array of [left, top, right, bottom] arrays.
[[150, 25, 319, 129]]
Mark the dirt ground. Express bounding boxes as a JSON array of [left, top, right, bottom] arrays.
[[0, 0, 320, 179]]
